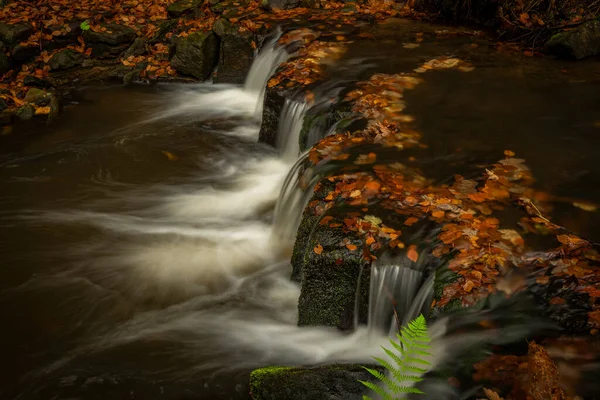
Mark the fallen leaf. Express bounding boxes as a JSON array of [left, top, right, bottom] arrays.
[[314, 244, 323, 254], [407, 245, 418, 262], [161, 151, 178, 161], [346, 243, 358, 251]]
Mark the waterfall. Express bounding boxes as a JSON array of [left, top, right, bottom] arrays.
[[367, 255, 433, 339], [277, 99, 309, 163], [244, 32, 290, 118]]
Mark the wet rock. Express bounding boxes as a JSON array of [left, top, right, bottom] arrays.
[[0, 52, 9, 76], [48, 49, 84, 71], [83, 24, 137, 58], [213, 19, 254, 84], [545, 19, 600, 59], [293, 202, 370, 329], [249, 364, 382, 400], [0, 22, 34, 46], [24, 88, 52, 106], [123, 38, 147, 58], [259, 85, 288, 145], [15, 104, 35, 121], [0, 110, 13, 126], [261, 0, 301, 10], [23, 75, 52, 88], [167, 0, 201, 17], [149, 19, 178, 44], [170, 31, 218, 80], [48, 95, 61, 123], [11, 44, 40, 63]]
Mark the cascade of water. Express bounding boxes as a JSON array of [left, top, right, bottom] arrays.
[[277, 99, 309, 163], [243, 31, 290, 118], [367, 255, 431, 340]]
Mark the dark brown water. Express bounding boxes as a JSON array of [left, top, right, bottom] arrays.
[[1, 20, 600, 400]]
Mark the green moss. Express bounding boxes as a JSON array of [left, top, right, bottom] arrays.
[[250, 366, 295, 397], [433, 266, 461, 301]]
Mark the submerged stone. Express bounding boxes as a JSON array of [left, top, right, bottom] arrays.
[[15, 104, 35, 121], [213, 19, 255, 84], [545, 19, 600, 59], [170, 31, 218, 80], [249, 364, 382, 400]]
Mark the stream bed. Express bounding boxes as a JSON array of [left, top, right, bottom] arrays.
[[1, 18, 600, 400]]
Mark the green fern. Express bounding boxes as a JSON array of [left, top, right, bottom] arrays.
[[360, 314, 432, 400]]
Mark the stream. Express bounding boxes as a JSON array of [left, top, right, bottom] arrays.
[[1, 19, 600, 400]]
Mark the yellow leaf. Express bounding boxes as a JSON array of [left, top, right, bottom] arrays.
[[35, 106, 51, 115], [314, 244, 323, 254]]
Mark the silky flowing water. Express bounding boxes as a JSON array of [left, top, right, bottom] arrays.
[[1, 21, 600, 400]]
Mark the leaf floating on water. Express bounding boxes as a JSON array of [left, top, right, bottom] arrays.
[[402, 42, 420, 49], [481, 388, 504, 400], [313, 244, 323, 255], [407, 245, 418, 262], [573, 202, 597, 212], [162, 151, 178, 161]]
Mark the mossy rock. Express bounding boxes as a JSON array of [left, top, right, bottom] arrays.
[[261, 0, 301, 11], [167, 0, 202, 17], [48, 49, 84, 71], [213, 19, 255, 84], [170, 31, 219, 80], [249, 364, 383, 400], [545, 19, 600, 59], [0, 52, 9, 76], [296, 215, 370, 329], [0, 22, 34, 47]]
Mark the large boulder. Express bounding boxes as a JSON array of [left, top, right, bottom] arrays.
[[83, 24, 138, 57], [0, 22, 34, 47], [48, 49, 84, 71], [170, 31, 218, 80], [545, 19, 600, 59], [249, 365, 382, 400], [213, 19, 255, 84]]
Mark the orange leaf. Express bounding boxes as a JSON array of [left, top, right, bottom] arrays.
[[431, 210, 445, 218], [407, 245, 418, 262], [314, 244, 323, 255], [404, 217, 418, 226], [463, 280, 475, 292], [346, 244, 358, 251]]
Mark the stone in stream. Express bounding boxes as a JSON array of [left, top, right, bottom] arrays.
[[213, 19, 255, 84], [545, 19, 600, 59], [249, 365, 382, 400], [170, 31, 219, 80], [24, 88, 53, 106], [48, 49, 84, 71], [15, 104, 35, 121], [0, 22, 34, 47], [292, 182, 370, 329], [83, 24, 138, 58], [259, 84, 290, 146]]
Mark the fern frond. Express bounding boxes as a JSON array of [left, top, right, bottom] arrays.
[[359, 314, 432, 399]]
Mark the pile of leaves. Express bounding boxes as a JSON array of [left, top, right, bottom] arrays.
[[303, 55, 599, 332]]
